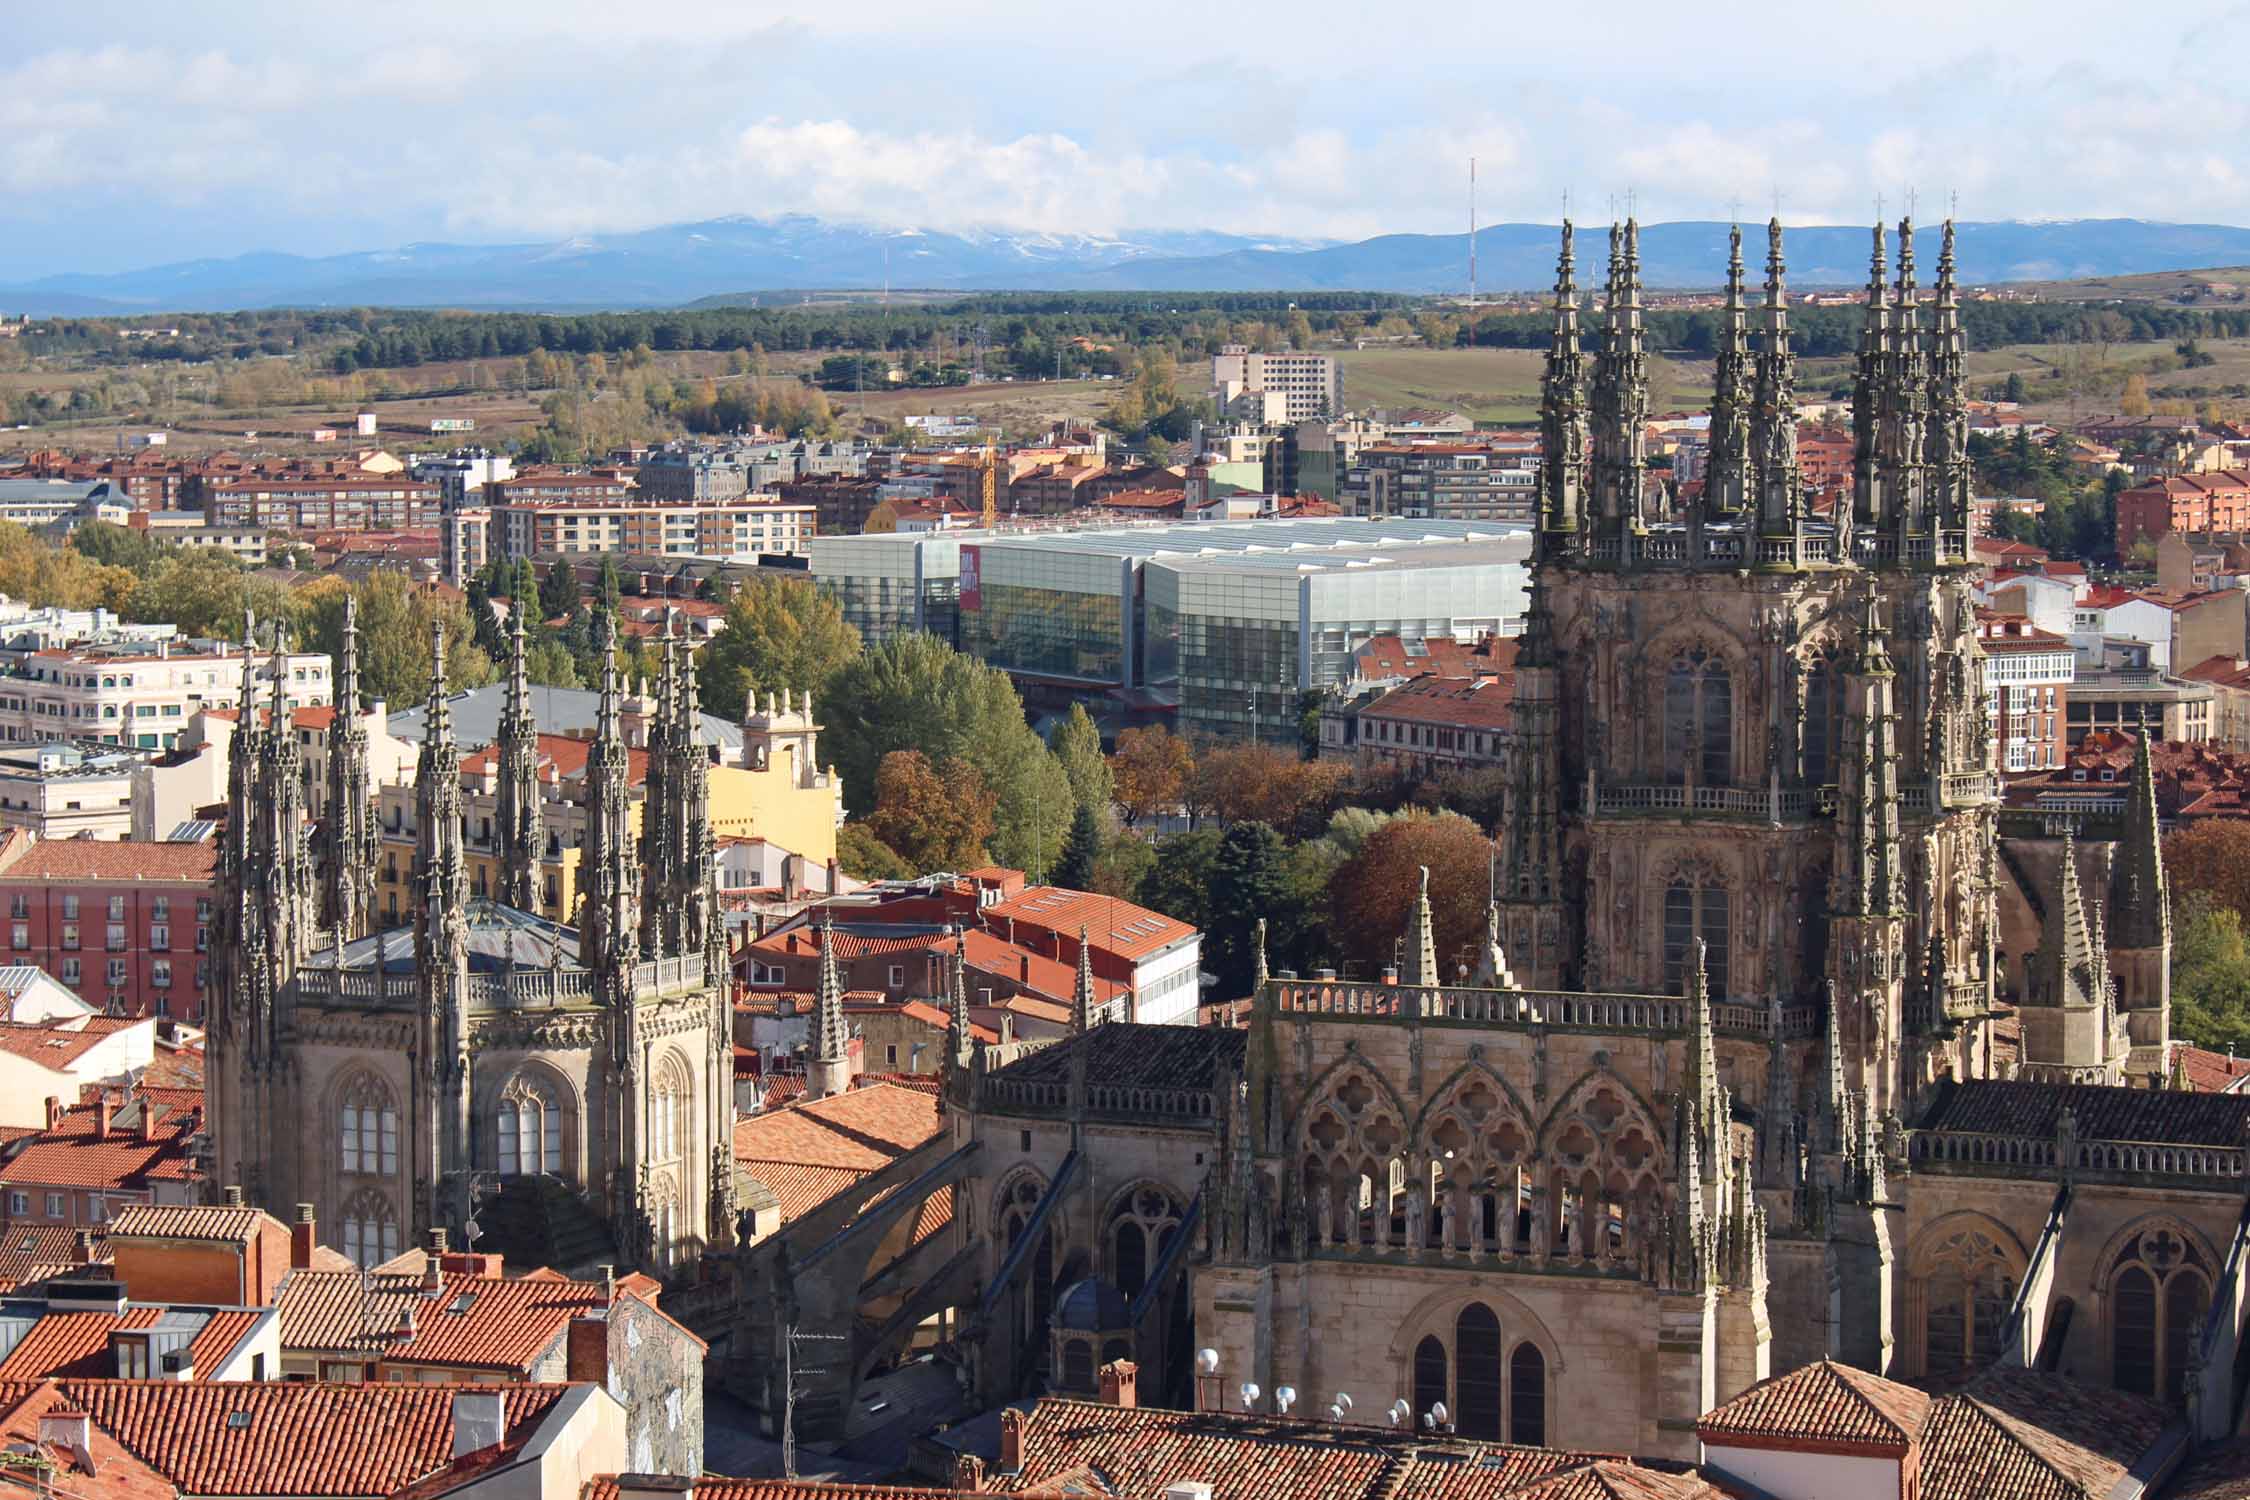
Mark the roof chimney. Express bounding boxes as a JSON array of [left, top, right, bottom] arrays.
[[422, 1253, 445, 1295], [998, 1407, 1027, 1473], [449, 1390, 506, 1459], [72, 1229, 93, 1265], [94, 1098, 111, 1141], [222, 1185, 243, 1207], [43, 1096, 59, 1130], [1099, 1359, 1139, 1409], [136, 1101, 154, 1141], [290, 1204, 316, 1270]]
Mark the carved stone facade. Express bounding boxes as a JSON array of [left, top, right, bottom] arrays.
[[207, 616, 735, 1275]]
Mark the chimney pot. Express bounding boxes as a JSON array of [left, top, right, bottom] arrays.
[[95, 1099, 112, 1141], [136, 1102, 154, 1142], [1099, 1359, 1139, 1409], [43, 1097, 59, 1130], [289, 1204, 317, 1270], [222, 1184, 243, 1208]]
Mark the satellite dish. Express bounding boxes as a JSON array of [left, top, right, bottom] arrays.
[[1240, 1382, 1261, 1408], [1275, 1386, 1297, 1413], [1422, 1413, 1435, 1431], [1387, 1408, 1403, 1429], [1328, 1404, 1343, 1422], [1196, 1348, 1220, 1375], [1335, 1392, 1354, 1412], [1431, 1401, 1449, 1426]]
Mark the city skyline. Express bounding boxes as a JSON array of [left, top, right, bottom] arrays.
[[1, 0, 2245, 280]]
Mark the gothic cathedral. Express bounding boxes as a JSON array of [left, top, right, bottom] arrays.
[[207, 604, 736, 1274]]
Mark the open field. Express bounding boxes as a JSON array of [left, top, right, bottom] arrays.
[[1333, 345, 1715, 421]]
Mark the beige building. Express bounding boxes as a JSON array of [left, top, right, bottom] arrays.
[[1210, 344, 1342, 422]]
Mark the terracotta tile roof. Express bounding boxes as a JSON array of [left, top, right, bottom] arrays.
[[1353, 634, 1518, 681], [0, 1227, 103, 1284], [0, 840, 216, 883], [1915, 1076, 2250, 1146], [0, 1305, 262, 1380], [973, 1396, 1710, 1499], [2173, 1041, 2250, 1094], [956, 930, 1127, 1009], [1363, 674, 1517, 732], [275, 1269, 605, 1371], [1918, 1367, 2169, 1500], [59, 1377, 570, 1496], [585, 1481, 976, 1500], [979, 887, 1196, 962], [0, 1381, 174, 1500], [0, 1018, 140, 1070], [1697, 1359, 1930, 1449], [104, 1204, 267, 1246], [732, 1082, 941, 1225], [456, 733, 651, 787], [141, 1045, 205, 1092], [1, 1100, 198, 1195]]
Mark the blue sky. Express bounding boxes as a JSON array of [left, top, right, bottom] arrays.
[[2, 0, 2244, 280]]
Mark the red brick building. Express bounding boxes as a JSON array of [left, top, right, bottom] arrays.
[[0, 1094, 201, 1228], [0, 835, 216, 1020], [2114, 469, 2250, 552], [1977, 612, 2074, 772]]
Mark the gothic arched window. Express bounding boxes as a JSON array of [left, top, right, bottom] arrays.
[[1413, 1335, 1449, 1428], [1663, 877, 1730, 999], [1509, 1343, 1547, 1446], [649, 1172, 680, 1269], [1108, 1186, 1183, 1301], [1455, 1303, 1503, 1440], [496, 1074, 563, 1179], [651, 1054, 692, 1166], [339, 1187, 399, 1270], [1800, 654, 1844, 787], [2113, 1226, 2209, 1404], [999, 1174, 1058, 1333], [337, 1073, 398, 1177], [1663, 649, 1732, 788], [1921, 1227, 2017, 1382]]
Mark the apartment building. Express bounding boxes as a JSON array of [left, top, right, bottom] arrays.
[[0, 831, 217, 1020], [1978, 613, 2075, 772], [1210, 344, 1342, 421], [1342, 444, 1539, 521], [638, 449, 751, 502], [0, 643, 329, 750], [200, 477, 441, 532], [441, 504, 493, 584], [493, 494, 816, 561], [0, 743, 145, 839], [2115, 469, 2250, 551]]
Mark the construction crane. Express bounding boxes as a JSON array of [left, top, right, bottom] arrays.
[[981, 438, 999, 529]]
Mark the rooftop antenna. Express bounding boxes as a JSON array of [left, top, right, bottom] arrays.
[[1467, 155, 1477, 310]]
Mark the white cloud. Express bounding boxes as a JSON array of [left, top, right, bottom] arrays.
[[0, 7, 2246, 278]]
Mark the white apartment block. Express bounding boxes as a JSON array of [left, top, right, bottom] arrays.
[[0, 646, 331, 750], [493, 496, 817, 562], [1210, 344, 1343, 422]]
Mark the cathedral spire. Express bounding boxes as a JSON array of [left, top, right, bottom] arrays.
[[809, 911, 851, 1100], [1926, 218, 1972, 556], [1536, 222, 1588, 553], [1851, 221, 1891, 542], [319, 595, 377, 939], [2041, 824, 2099, 1012], [579, 615, 639, 994], [1400, 866, 1438, 988], [1885, 217, 1931, 546], [943, 934, 974, 1107], [1590, 218, 1649, 544], [2109, 721, 2171, 951], [1751, 218, 1802, 547], [495, 606, 542, 913], [411, 623, 472, 1237], [1073, 925, 1097, 1033], [1704, 223, 1754, 521]]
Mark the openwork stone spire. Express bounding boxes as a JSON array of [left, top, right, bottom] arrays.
[[495, 606, 542, 913], [579, 615, 639, 997], [1591, 219, 1649, 541], [1751, 218, 1802, 545], [1926, 219, 1973, 554], [809, 910, 851, 1100], [1851, 221, 1891, 538], [321, 595, 378, 940], [1400, 866, 1438, 988], [1073, 924, 1097, 1033], [1536, 222, 1588, 552], [2109, 716, 2171, 950], [1704, 224, 1754, 520]]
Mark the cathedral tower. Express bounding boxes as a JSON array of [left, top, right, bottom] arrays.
[[495, 607, 543, 913], [320, 596, 378, 940]]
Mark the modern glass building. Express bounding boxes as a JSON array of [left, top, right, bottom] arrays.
[[809, 519, 1529, 741]]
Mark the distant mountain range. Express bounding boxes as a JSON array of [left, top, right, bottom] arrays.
[[6, 214, 2250, 314]]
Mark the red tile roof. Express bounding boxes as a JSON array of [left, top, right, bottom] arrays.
[[1, 1101, 198, 1196], [2174, 1041, 2250, 1094], [1363, 674, 1517, 732], [60, 1378, 570, 1496], [0, 840, 215, 884], [105, 1204, 269, 1246], [0, 1226, 104, 1285], [979, 887, 1195, 962], [275, 1268, 616, 1372], [732, 1082, 941, 1225], [1353, 634, 1518, 681], [1697, 1359, 1930, 1450], [1916, 1367, 2169, 1500], [0, 1017, 140, 1070], [0, 1306, 261, 1380]]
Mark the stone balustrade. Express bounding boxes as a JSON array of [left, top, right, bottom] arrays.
[[1912, 1129, 2248, 1183], [1265, 979, 1820, 1041], [1593, 783, 1813, 819]]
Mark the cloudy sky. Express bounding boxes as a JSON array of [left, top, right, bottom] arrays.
[[3, 0, 2244, 279]]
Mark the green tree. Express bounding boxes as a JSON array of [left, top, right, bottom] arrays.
[[1050, 703, 1113, 815], [697, 576, 863, 721], [298, 571, 496, 709], [820, 633, 1069, 876], [2003, 371, 2028, 404], [1207, 821, 1291, 998], [124, 551, 296, 641], [1053, 802, 1103, 890], [69, 521, 166, 574], [1133, 827, 1221, 931], [837, 821, 913, 881], [2173, 893, 2250, 1051], [525, 636, 581, 689], [538, 560, 580, 622]]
